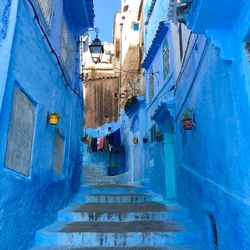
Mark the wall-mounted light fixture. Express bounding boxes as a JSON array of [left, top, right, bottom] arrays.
[[89, 32, 104, 64]]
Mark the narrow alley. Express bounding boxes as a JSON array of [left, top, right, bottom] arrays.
[[0, 0, 249, 250]]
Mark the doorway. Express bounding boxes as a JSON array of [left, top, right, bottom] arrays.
[[130, 115, 141, 184], [163, 126, 176, 199]]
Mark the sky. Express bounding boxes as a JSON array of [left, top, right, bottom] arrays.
[[93, 0, 121, 42]]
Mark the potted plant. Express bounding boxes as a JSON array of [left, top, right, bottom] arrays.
[[143, 136, 148, 143], [181, 109, 195, 130], [82, 136, 88, 144], [133, 137, 138, 144], [154, 130, 163, 142], [48, 112, 60, 125]]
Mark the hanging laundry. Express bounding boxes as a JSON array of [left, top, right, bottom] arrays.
[[91, 138, 98, 152], [97, 138, 101, 147], [111, 128, 121, 147], [87, 137, 92, 152], [97, 137, 104, 151], [106, 128, 113, 152], [104, 137, 109, 151]]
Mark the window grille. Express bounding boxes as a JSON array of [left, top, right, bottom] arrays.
[[244, 42, 250, 62], [61, 17, 74, 80], [149, 67, 154, 101], [37, 0, 53, 26], [133, 23, 139, 31], [163, 40, 170, 79]]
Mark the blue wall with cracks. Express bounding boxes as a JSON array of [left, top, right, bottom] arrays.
[[0, 0, 93, 249]]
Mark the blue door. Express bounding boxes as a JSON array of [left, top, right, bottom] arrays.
[[164, 130, 176, 199]]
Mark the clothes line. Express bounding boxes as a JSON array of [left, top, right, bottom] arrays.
[[84, 129, 121, 153]]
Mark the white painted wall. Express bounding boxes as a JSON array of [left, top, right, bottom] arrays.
[[120, 0, 141, 63]]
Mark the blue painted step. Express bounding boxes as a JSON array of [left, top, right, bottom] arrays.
[[33, 245, 206, 249], [79, 184, 149, 194], [33, 244, 207, 250], [34, 220, 203, 247], [31, 185, 206, 249], [57, 202, 190, 223], [73, 193, 164, 203]]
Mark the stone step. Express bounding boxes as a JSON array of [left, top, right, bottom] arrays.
[[79, 185, 149, 195], [84, 182, 115, 186], [83, 167, 107, 175], [35, 221, 203, 247], [83, 177, 112, 180], [57, 202, 189, 223], [83, 180, 114, 184], [83, 174, 108, 179], [33, 244, 205, 250], [73, 193, 164, 203], [83, 178, 114, 183]]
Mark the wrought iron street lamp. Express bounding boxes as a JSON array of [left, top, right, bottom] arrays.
[[89, 35, 104, 64]]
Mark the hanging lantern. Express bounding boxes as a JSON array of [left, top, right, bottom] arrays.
[[89, 36, 104, 64]]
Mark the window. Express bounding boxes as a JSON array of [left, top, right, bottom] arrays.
[[123, 5, 129, 12], [53, 130, 65, 176], [5, 86, 36, 176], [61, 17, 74, 79], [37, 0, 53, 26], [149, 67, 154, 101], [244, 42, 250, 62], [163, 40, 170, 79], [133, 23, 139, 31]]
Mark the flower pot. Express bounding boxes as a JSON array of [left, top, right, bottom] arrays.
[[154, 131, 163, 142], [133, 137, 138, 144], [82, 137, 88, 144], [49, 114, 60, 125], [155, 136, 163, 142], [143, 137, 148, 143], [182, 118, 194, 130]]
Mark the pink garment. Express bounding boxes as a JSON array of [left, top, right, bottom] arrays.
[[97, 137, 104, 150]]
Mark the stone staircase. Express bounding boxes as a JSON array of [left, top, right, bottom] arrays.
[[31, 183, 206, 249], [82, 165, 114, 186]]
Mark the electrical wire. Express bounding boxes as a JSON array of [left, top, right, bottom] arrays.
[[27, 0, 81, 97], [174, 33, 199, 90]]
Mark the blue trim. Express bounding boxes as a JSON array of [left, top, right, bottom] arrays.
[[85, 0, 95, 28], [0, 0, 12, 41], [145, 0, 156, 25], [142, 21, 169, 70], [63, 0, 95, 32], [151, 97, 175, 121]]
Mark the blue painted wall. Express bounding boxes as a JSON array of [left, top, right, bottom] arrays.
[[175, 35, 250, 249], [172, 0, 250, 248], [142, 11, 176, 197], [0, 0, 94, 249], [141, 0, 250, 248]]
